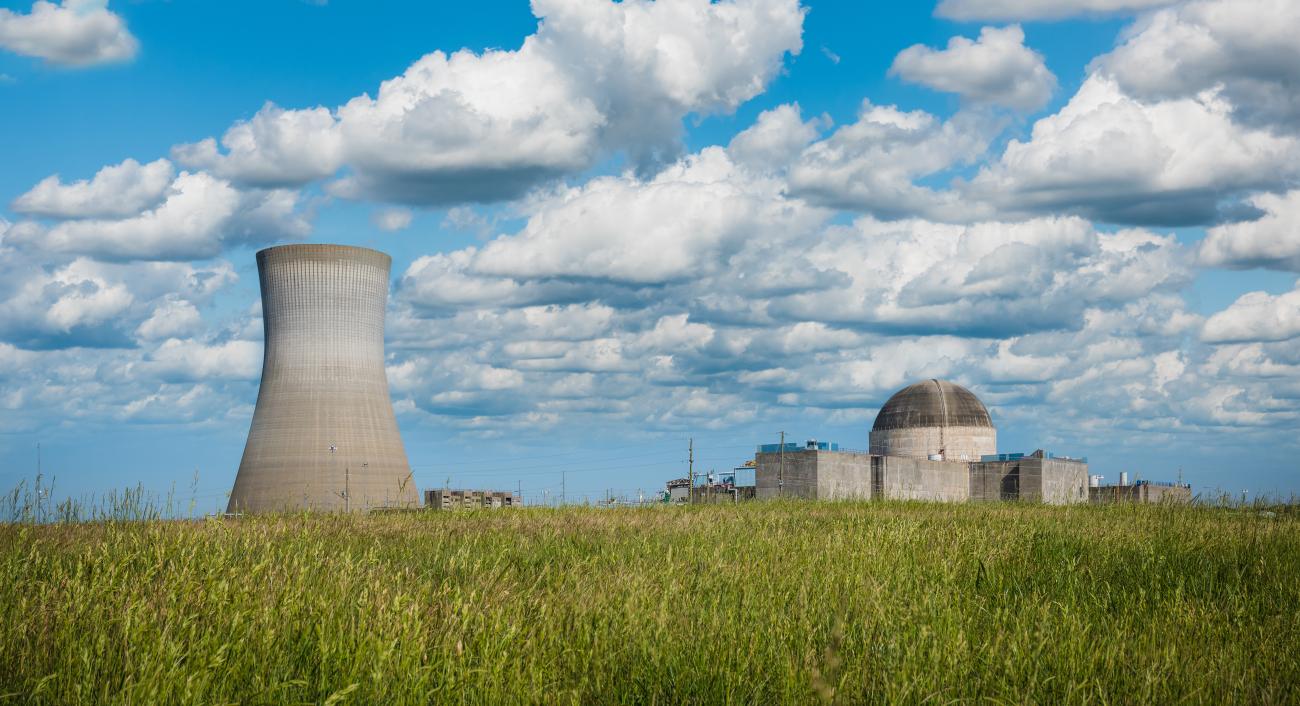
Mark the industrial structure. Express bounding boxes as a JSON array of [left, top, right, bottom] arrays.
[[1090, 479, 1192, 504], [868, 379, 996, 461], [665, 478, 691, 503], [755, 379, 1090, 504], [228, 244, 418, 513], [425, 489, 522, 510]]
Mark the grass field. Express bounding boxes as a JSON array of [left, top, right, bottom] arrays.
[[1, 500, 1297, 704]]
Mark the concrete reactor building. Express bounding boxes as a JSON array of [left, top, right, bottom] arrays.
[[228, 244, 419, 513], [756, 379, 1089, 504], [869, 379, 996, 461]]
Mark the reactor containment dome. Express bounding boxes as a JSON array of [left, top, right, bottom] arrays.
[[869, 379, 996, 462], [228, 244, 418, 513]]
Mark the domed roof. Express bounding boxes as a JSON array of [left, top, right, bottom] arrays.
[[872, 379, 993, 431]]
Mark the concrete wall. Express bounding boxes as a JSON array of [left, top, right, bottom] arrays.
[[970, 461, 1019, 501], [970, 458, 1088, 504], [229, 244, 418, 513], [816, 451, 874, 500], [755, 450, 874, 500], [755, 450, 828, 499], [1090, 483, 1191, 504], [873, 455, 970, 502], [1030, 458, 1088, 504], [756, 449, 1081, 505], [868, 425, 996, 462]]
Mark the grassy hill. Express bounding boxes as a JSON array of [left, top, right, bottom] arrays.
[[1, 501, 1297, 704]]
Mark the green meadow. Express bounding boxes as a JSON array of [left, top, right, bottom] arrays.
[[1, 500, 1297, 704]]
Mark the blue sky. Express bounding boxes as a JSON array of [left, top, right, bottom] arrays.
[[1, 0, 1298, 508]]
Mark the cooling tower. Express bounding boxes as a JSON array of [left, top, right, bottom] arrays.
[[228, 244, 418, 513]]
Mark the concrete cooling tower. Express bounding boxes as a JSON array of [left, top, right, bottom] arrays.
[[228, 244, 418, 513]]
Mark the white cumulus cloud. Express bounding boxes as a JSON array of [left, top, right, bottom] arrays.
[[135, 297, 202, 341], [172, 104, 344, 188], [726, 103, 828, 172], [890, 25, 1056, 111], [0, 0, 137, 66], [143, 338, 262, 382], [935, 0, 1172, 21], [470, 147, 826, 286], [1091, 0, 1300, 133], [8, 170, 311, 261], [180, 0, 805, 204], [11, 158, 173, 218], [1199, 190, 1300, 272], [0, 256, 235, 348], [788, 102, 1000, 219], [1201, 283, 1300, 344], [965, 75, 1300, 225]]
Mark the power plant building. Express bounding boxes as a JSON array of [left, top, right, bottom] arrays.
[[228, 244, 419, 513], [869, 379, 996, 461], [756, 379, 1089, 504], [1090, 479, 1192, 504], [425, 489, 522, 510]]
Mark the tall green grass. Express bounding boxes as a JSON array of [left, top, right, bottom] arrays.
[[1, 500, 1296, 704]]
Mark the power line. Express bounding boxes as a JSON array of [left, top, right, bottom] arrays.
[[409, 442, 761, 471], [415, 454, 745, 479]]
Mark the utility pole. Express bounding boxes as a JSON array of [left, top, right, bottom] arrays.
[[561, 470, 566, 506], [778, 431, 785, 497], [344, 465, 351, 513], [688, 437, 695, 505]]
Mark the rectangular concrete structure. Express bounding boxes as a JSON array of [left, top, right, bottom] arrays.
[[756, 449, 1087, 505], [425, 489, 522, 509], [1090, 482, 1191, 504], [971, 457, 1089, 504], [874, 455, 972, 502], [688, 486, 757, 503]]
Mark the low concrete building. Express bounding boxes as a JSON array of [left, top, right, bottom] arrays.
[[690, 484, 756, 503], [1090, 480, 1191, 504], [424, 489, 521, 509], [754, 447, 1086, 504], [754, 447, 872, 500], [971, 452, 1089, 504]]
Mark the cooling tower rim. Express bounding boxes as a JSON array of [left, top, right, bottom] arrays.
[[257, 243, 392, 267]]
